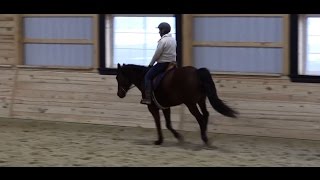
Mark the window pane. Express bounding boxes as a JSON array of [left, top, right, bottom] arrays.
[[145, 33, 161, 50], [24, 17, 93, 40], [307, 36, 320, 53], [113, 17, 144, 33], [306, 53, 320, 75], [110, 15, 176, 68], [114, 33, 145, 49], [307, 17, 320, 36], [194, 47, 283, 74], [304, 16, 320, 75], [146, 50, 156, 61], [23, 16, 95, 68], [25, 44, 93, 67], [194, 17, 283, 42], [113, 49, 147, 66]]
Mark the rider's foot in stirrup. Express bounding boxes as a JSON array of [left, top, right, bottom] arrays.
[[140, 98, 152, 105]]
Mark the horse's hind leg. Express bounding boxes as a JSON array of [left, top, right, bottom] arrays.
[[148, 105, 163, 145], [198, 97, 209, 132], [162, 108, 184, 143], [185, 103, 209, 145]]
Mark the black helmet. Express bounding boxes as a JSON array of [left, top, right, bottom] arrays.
[[157, 22, 171, 34]]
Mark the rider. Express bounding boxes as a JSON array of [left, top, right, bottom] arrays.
[[140, 22, 177, 105]]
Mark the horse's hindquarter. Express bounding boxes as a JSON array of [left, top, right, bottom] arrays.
[[155, 67, 204, 106], [174, 67, 203, 97]]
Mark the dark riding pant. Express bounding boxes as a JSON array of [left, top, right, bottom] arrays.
[[144, 62, 170, 90]]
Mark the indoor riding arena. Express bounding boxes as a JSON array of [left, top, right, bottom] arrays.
[[0, 14, 320, 167]]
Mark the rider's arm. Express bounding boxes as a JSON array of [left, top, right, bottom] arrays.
[[149, 40, 165, 66]]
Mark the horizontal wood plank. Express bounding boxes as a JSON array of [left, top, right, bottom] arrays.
[[12, 104, 181, 122], [193, 41, 283, 48], [13, 97, 182, 114]]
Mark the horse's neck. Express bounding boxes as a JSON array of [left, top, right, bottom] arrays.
[[132, 77, 144, 91], [126, 68, 146, 91]]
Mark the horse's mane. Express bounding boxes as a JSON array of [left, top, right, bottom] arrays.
[[122, 64, 147, 71], [121, 64, 148, 76]]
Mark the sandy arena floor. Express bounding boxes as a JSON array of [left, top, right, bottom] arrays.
[[0, 117, 319, 167]]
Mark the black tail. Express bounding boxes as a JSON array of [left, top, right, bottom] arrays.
[[197, 68, 239, 118]]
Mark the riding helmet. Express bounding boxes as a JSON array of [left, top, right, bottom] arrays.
[[157, 22, 171, 34]]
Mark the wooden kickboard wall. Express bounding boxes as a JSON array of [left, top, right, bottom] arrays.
[[0, 67, 319, 140], [0, 14, 320, 141]]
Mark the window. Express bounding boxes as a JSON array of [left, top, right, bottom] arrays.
[[290, 14, 320, 83], [299, 15, 320, 76], [192, 15, 286, 75], [22, 14, 97, 68], [105, 14, 176, 69], [99, 14, 181, 74]]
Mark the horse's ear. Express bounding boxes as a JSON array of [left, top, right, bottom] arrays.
[[117, 63, 121, 69]]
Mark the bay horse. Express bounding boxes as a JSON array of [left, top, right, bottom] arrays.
[[116, 63, 239, 146]]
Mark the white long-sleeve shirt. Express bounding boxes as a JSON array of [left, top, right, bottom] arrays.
[[149, 33, 177, 66]]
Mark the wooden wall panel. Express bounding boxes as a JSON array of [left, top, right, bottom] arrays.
[[11, 70, 182, 129], [0, 14, 320, 141], [3, 69, 319, 140], [0, 68, 15, 117], [0, 14, 18, 65], [179, 75, 320, 140]]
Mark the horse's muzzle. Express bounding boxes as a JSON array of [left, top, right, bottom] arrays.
[[117, 92, 126, 98], [117, 87, 127, 98]]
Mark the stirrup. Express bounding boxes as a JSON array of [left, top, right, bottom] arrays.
[[140, 98, 152, 105]]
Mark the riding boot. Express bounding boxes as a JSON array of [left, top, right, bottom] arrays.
[[140, 82, 152, 105]]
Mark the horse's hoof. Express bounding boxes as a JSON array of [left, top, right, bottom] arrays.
[[203, 142, 217, 150], [177, 136, 185, 144], [202, 139, 210, 146], [154, 140, 163, 145], [204, 139, 213, 147]]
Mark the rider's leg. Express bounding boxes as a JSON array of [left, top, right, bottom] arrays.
[[140, 62, 170, 105]]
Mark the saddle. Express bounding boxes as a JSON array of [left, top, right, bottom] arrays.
[[152, 62, 177, 90]]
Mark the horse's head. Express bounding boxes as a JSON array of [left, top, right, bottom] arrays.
[[116, 63, 133, 98]]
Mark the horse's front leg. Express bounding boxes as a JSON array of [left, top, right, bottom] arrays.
[[148, 104, 163, 145], [162, 108, 184, 143]]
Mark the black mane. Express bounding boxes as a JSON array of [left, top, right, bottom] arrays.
[[122, 64, 147, 71], [121, 64, 148, 76]]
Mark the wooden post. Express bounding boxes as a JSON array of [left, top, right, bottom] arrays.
[[92, 14, 99, 71], [282, 14, 290, 76], [178, 14, 193, 130], [182, 14, 193, 67], [14, 14, 23, 66]]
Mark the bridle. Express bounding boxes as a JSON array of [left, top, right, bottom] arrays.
[[119, 85, 136, 94]]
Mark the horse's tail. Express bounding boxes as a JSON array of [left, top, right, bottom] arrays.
[[197, 68, 239, 118]]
